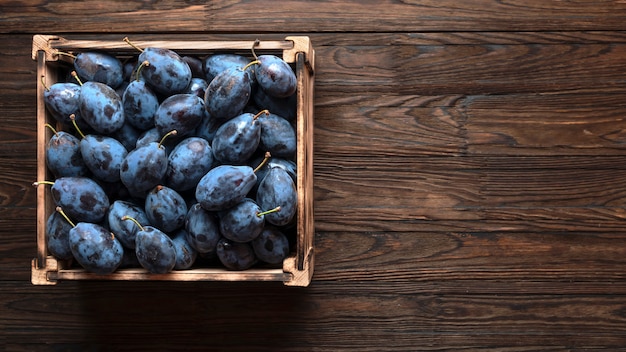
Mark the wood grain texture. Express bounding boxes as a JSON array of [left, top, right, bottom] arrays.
[[4, 1, 626, 33], [3, 281, 626, 351], [3, 1, 626, 350]]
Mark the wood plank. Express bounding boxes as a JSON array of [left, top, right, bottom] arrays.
[[313, 156, 626, 227], [315, 92, 626, 157], [466, 94, 626, 155], [314, 231, 626, 284], [204, 0, 626, 32], [4, 1, 626, 33], [2, 281, 626, 350], [314, 43, 626, 96], [312, 31, 626, 46], [0, 158, 37, 208], [0, 1, 209, 34]]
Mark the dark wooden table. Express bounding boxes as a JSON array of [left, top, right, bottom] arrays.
[[3, 1, 626, 350]]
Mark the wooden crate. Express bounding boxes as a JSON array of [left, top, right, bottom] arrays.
[[31, 35, 315, 286]]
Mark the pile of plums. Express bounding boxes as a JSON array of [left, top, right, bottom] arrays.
[[37, 38, 300, 274]]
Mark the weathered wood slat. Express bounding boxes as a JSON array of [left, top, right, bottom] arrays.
[[0, 1, 209, 34], [314, 231, 626, 283], [2, 282, 626, 350], [0, 159, 36, 208], [4, 1, 626, 33], [314, 43, 626, 96], [313, 156, 626, 221]]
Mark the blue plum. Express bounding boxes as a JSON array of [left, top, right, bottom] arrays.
[[218, 198, 265, 243], [172, 229, 197, 270], [204, 66, 251, 121], [165, 137, 214, 192], [211, 111, 262, 165], [251, 226, 290, 264], [250, 156, 297, 193], [43, 82, 81, 125], [203, 54, 250, 83], [182, 56, 204, 78], [184, 203, 221, 254], [258, 112, 296, 159], [155, 93, 204, 139], [49, 176, 110, 224], [69, 222, 124, 274], [255, 55, 296, 98], [120, 141, 168, 198], [78, 81, 125, 134], [185, 77, 208, 98], [256, 167, 297, 226], [73, 51, 124, 89], [46, 130, 88, 178], [195, 165, 257, 211], [253, 87, 296, 121], [79, 134, 128, 182], [107, 200, 150, 249], [144, 185, 188, 233], [135, 127, 161, 149], [193, 109, 223, 144], [122, 79, 159, 131], [46, 211, 74, 261], [216, 237, 257, 270], [138, 46, 192, 96], [134, 226, 177, 274]]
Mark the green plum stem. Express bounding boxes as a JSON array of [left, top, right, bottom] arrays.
[[55, 206, 76, 228], [256, 206, 281, 217], [136, 60, 150, 82], [69, 114, 86, 139], [253, 151, 272, 173], [70, 71, 83, 86], [158, 130, 178, 149], [44, 123, 58, 136], [241, 60, 260, 72], [121, 215, 145, 232], [40, 75, 49, 91], [32, 180, 55, 187]]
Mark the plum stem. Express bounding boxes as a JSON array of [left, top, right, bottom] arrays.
[[70, 114, 86, 139], [251, 39, 260, 60], [32, 180, 55, 187], [121, 215, 145, 232], [158, 130, 177, 149], [44, 123, 58, 137], [253, 109, 270, 120], [256, 206, 281, 217], [40, 75, 49, 91], [55, 50, 77, 60], [70, 71, 83, 86], [253, 151, 272, 173], [123, 37, 144, 53], [241, 60, 260, 72], [136, 60, 150, 82], [55, 206, 76, 228]]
